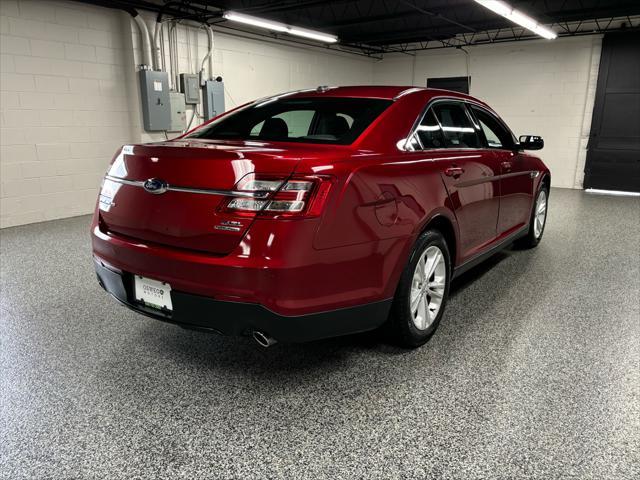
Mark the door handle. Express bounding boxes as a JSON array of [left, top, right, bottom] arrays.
[[501, 161, 512, 172], [444, 166, 465, 178]]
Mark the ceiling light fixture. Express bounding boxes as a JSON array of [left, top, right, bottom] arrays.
[[473, 0, 558, 40], [223, 12, 338, 43]]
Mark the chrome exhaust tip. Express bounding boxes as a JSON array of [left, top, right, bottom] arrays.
[[252, 331, 277, 348]]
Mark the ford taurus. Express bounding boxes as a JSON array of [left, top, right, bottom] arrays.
[[92, 86, 550, 348]]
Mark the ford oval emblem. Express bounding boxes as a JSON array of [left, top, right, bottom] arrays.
[[143, 178, 168, 194]]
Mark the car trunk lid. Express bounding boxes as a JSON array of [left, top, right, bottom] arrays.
[[99, 140, 302, 255]]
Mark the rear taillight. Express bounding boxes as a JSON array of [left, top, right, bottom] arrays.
[[222, 174, 332, 218], [98, 178, 120, 212]]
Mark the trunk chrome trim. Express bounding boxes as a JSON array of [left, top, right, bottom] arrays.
[[104, 175, 270, 198], [105, 176, 144, 187]]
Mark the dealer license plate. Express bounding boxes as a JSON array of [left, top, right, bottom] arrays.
[[134, 275, 173, 311]]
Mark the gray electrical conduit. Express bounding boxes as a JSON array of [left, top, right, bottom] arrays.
[[152, 1, 199, 73], [200, 25, 214, 82], [152, 20, 164, 71], [131, 11, 153, 69], [186, 26, 215, 132]]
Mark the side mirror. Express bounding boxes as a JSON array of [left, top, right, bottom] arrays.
[[518, 135, 544, 150]]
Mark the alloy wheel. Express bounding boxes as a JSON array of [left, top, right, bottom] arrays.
[[410, 246, 446, 330], [534, 190, 547, 239]]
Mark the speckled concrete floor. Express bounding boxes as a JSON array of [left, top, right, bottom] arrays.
[[1, 188, 639, 480]]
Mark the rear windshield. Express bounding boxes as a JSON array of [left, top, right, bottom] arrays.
[[187, 97, 392, 145]]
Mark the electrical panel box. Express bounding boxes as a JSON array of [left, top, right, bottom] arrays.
[[203, 80, 225, 121], [168, 92, 186, 132], [179, 73, 200, 105], [139, 70, 170, 131]]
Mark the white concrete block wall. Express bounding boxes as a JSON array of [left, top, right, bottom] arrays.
[[372, 36, 602, 189], [0, 0, 134, 228]]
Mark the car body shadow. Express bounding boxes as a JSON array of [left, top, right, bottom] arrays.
[[134, 246, 518, 376]]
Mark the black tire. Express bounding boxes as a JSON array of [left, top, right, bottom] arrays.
[[515, 185, 549, 249], [388, 229, 452, 348]]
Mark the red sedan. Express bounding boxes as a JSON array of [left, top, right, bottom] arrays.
[[92, 86, 550, 347]]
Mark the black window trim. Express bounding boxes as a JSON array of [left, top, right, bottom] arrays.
[[402, 96, 518, 153]]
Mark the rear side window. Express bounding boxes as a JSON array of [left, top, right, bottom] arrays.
[[416, 109, 446, 149], [189, 97, 392, 145], [432, 103, 481, 149], [470, 106, 515, 149]]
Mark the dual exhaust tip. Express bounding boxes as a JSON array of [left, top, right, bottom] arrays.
[[252, 330, 277, 348]]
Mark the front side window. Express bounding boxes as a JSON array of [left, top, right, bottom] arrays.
[[189, 97, 392, 145], [471, 106, 514, 149], [432, 103, 481, 149]]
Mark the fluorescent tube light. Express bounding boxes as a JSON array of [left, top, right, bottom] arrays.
[[223, 12, 288, 32], [223, 11, 338, 43], [479, 0, 512, 17], [474, 0, 557, 39], [287, 27, 338, 43]]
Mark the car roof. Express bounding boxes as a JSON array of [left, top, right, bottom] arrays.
[[286, 85, 480, 103], [287, 86, 414, 100]]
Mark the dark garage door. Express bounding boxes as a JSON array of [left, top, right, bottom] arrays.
[[584, 31, 640, 192]]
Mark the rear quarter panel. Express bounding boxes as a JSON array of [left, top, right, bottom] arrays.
[[302, 152, 458, 300], [312, 155, 455, 250]]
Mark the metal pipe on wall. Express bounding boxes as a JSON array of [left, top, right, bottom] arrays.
[[169, 21, 180, 91], [152, 20, 163, 71], [206, 26, 215, 81], [159, 23, 166, 72], [131, 11, 153, 68]]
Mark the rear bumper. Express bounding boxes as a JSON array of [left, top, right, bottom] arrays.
[[95, 257, 391, 343], [91, 219, 409, 316]]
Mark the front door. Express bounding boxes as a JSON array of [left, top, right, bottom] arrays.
[[496, 150, 535, 234], [470, 105, 533, 235], [424, 102, 501, 262]]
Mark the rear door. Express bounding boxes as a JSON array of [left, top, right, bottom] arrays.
[[470, 105, 534, 235], [421, 101, 501, 262]]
